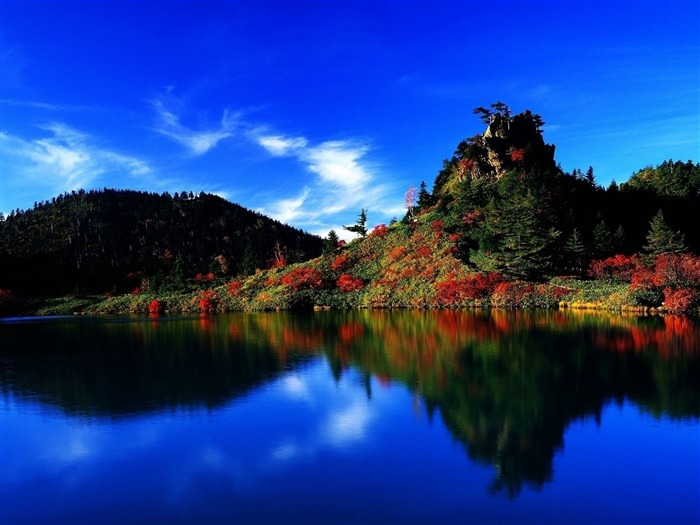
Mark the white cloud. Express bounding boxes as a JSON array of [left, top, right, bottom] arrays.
[[253, 130, 400, 235], [265, 188, 311, 224], [0, 124, 153, 202], [258, 134, 308, 156], [281, 374, 312, 401], [322, 400, 374, 447], [151, 99, 237, 156], [302, 140, 371, 189]]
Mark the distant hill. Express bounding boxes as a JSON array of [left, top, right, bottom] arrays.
[[0, 189, 323, 294]]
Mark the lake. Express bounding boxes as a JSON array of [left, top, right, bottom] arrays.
[[1, 310, 698, 524]]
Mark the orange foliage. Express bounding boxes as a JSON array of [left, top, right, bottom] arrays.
[[388, 246, 408, 261], [227, 280, 242, 296]]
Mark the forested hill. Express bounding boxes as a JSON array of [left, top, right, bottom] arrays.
[[0, 189, 324, 294], [422, 106, 700, 279]]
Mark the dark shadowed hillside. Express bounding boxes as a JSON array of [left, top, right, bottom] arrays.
[[0, 189, 323, 294]]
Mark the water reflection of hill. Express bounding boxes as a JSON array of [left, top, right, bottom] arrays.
[[1, 310, 698, 495], [0, 315, 311, 417]]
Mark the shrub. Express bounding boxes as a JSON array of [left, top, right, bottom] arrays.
[[388, 246, 408, 262], [331, 253, 350, 272], [436, 272, 504, 306], [281, 267, 324, 290], [662, 287, 699, 313], [148, 299, 163, 314], [198, 290, 218, 312], [337, 274, 364, 292], [588, 254, 639, 282], [227, 280, 242, 296], [510, 148, 526, 162], [370, 224, 389, 238], [631, 253, 700, 308], [430, 220, 444, 233]]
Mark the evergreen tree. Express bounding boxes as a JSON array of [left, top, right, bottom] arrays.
[[592, 219, 613, 258], [343, 209, 368, 238], [324, 230, 340, 254], [417, 181, 433, 209], [564, 228, 587, 276], [643, 210, 687, 256], [613, 224, 626, 253], [481, 172, 560, 280]]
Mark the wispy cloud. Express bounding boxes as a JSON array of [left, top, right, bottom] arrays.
[[253, 129, 402, 237], [151, 97, 238, 156], [0, 98, 87, 112], [0, 123, 153, 208]]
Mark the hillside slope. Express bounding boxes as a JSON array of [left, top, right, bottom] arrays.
[[0, 189, 323, 294]]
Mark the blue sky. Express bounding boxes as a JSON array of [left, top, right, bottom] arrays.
[[1, 0, 698, 238]]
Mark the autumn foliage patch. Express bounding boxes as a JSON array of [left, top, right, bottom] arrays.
[[337, 274, 364, 292], [148, 299, 162, 314], [436, 272, 504, 306], [588, 254, 639, 282], [281, 267, 324, 290], [198, 290, 218, 312]]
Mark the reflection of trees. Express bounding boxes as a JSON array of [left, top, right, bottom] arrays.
[[0, 315, 313, 417], [323, 310, 699, 496], [1, 310, 698, 495]]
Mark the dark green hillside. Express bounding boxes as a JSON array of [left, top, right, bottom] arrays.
[[0, 189, 323, 294], [424, 104, 699, 279]]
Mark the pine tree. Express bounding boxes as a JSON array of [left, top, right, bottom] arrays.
[[343, 209, 368, 238], [565, 228, 587, 276], [482, 173, 560, 280], [417, 181, 432, 209], [324, 230, 340, 254], [592, 219, 613, 258], [643, 210, 686, 256]]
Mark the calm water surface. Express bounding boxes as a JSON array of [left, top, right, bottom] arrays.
[[1, 310, 698, 524]]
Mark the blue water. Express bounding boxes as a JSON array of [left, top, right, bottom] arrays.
[[1, 311, 698, 524]]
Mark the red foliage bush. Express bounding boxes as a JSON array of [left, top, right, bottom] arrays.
[[430, 220, 444, 233], [653, 254, 700, 287], [370, 224, 389, 238], [337, 274, 364, 292], [198, 290, 218, 312], [148, 299, 162, 314], [227, 280, 242, 296], [589, 254, 640, 282], [331, 253, 350, 272], [281, 268, 324, 290], [662, 287, 698, 313], [510, 148, 526, 163], [436, 272, 504, 306], [491, 282, 566, 308], [195, 272, 216, 282], [632, 254, 700, 290], [627, 254, 700, 311], [131, 287, 142, 296], [414, 246, 431, 259]]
